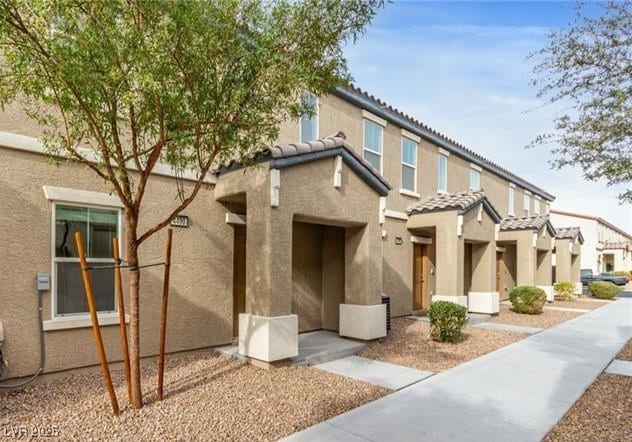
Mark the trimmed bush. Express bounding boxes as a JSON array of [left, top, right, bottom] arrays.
[[509, 286, 546, 314], [588, 281, 620, 299], [428, 301, 467, 343], [553, 280, 576, 301]]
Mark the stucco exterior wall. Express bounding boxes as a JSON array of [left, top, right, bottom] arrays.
[[291, 222, 323, 332], [0, 146, 233, 379], [382, 218, 414, 317]]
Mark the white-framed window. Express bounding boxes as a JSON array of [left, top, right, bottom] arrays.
[[534, 196, 541, 215], [523, 193, 530, 217], [401, 137, 417, 192], [299, 92, 318, 143], [469, 167, 481, 190], [53, 203, 121, 317], [508, 184, 515, 216], [363, 119, 382, 172], [545, 202, 550, 214], [437, 153, 448, 192]]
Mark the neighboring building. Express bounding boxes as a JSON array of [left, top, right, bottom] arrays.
[[551, 210, 632, 274], [0, 85, 558, 378]]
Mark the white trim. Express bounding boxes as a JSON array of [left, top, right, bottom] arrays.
[[0, 130, 216, 184], [384, 209, 408, 221], [43, 185, 124, 208], [534, 195, 542, 200], [509, 182, 516, 188], [496, 246, 506, 252], [438, 147, 451, 157], [399, 188, 420, 199], [361, 110, 387, 127], [524, 189, 532, 195], [400, 129, 421, 143], [470, 163, 483, 172], [438, 152, 448, 193], [495, 223, 500, 241], [457, 214, 464, 237], [225, 213, 246, 225], [379, 197, 386, 224], [333, 155, 342, 188], [270, 168, 280, 207], [299, 92, 319, 143], [43, 313, 129, 331], [508, 185, 515, 217], [411, 236, 432, 245]]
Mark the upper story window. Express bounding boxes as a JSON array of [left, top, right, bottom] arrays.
[[469, 165, 481, 190], [401, 137, 417, 192], [534, 196, 541, 215], [54, 204, 120, 316], [363, 119, 382, 172], [545, 202, 550, 214], [508, 184, 515, 217], [523, 193, 531, 217], [437, 150, 449, 193], [300, 92, 318, 143]]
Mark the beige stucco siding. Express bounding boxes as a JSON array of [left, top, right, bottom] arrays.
[[382, 218, 414, 317], [0, 147, 233, 379]]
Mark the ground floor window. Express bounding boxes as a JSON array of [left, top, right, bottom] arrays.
[[53, 204, 120, 316]]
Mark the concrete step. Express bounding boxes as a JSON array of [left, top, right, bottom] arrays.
[[291, 331, 366, 366]]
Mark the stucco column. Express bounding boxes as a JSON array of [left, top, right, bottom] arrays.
[[470, 242, 495, 292], [536, 249, 552, 286], [344, 223, 382, 305], [554, 239, 571, 282], [516, 234, 536, 286]]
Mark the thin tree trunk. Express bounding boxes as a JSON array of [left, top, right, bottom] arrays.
[[125, 212, 143, 409]]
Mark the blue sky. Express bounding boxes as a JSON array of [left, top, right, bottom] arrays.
[[344, 0, 631, 231]]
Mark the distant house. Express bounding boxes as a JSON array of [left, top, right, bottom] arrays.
[[551, 210, 632, 274]]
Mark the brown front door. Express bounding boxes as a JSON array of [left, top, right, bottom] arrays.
[[496, 251, 505, 298], [413, 243, 429, 310], [233, 225, 246, 337]]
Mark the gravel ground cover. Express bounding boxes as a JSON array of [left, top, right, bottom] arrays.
[[617, 339, 632, 361], [489, 305, 581, 328], [359, 318, 526, 372], [0, 352, 387, 441], [550, 299, 609, 310], [543, 373, 632, 442]]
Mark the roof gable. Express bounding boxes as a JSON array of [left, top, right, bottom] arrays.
[[407, 190, 502, 223], [501, 215, 557, 236], [555, 227, 585, 244]]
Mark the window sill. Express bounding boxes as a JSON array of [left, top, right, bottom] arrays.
[[399, 189, 420, 199], [437, 189, 448, 194], [43, 313, 129, 331]]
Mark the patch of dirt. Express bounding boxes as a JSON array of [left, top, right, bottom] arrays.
[[490, 305, 581, 328]]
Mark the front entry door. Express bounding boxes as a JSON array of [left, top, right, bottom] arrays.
[[233, 225, 247, 337], [496, 251, 505, 299], [413, 243, 429, 310]]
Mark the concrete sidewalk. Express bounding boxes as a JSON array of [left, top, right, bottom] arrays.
[[285, 299, 631, 442]]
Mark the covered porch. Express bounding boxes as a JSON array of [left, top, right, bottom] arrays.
[[405, 190, 502, 314], [554, 227, 584, 295], [213, 133, 391, 365]]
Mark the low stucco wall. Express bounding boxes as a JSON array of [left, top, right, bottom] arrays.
[[0, 146, 234, 379]]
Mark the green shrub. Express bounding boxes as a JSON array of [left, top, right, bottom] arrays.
[[509, 286, 546, 314], [553, 280, 576, 301], [428, 301, 467, 343], [588, 281, 620, 299], [613, 271, 630, 281]]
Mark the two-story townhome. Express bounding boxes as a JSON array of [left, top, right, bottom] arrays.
[[1, 85, 563, 378]]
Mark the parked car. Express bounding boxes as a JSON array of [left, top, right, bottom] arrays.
[[596, 272, 628, 286], [581, 269, 594, 285]]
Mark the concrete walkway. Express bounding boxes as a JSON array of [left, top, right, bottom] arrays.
[[605, 359, 632, 376], [285, 299, 631, 442], [315, 356, 433, 391], [473, 322, 543, 335]]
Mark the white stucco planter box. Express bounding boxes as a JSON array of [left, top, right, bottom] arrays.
[[238, 314, 298, 362], [574, 282, 583, 295], [537, 285, 554, 302], [431, 295, 468, 308], [339, 304, 386, 341], [468, 292, 500, 314]]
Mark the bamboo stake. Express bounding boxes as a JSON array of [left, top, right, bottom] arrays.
[[75, 232, 120, 416], [157, 228, 173, 401], [113, 238, 132, 403]]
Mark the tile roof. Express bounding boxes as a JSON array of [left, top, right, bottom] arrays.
[[407, 190, 486, 215], [500, 215, 556, 236], [266, 131, 391, 189], [334, 85, 555, 201], [555, 227, 582, 241]]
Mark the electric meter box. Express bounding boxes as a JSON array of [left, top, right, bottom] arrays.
[[36, 273, 50, 291]]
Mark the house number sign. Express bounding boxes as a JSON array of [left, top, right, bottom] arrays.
[[170, 215, 189, 228]]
